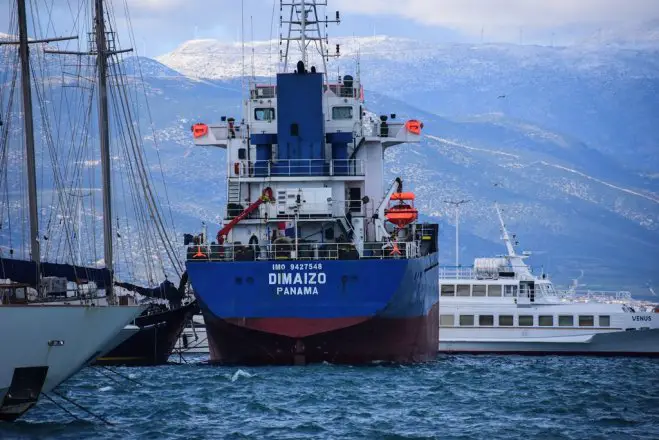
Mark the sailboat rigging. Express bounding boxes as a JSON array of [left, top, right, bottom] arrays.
[[1, 0, 145, 421], [1, 0, 195, 369]]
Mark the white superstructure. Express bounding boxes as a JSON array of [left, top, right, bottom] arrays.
[[438, 204, 659, 356], [189, 0, 428, 262]]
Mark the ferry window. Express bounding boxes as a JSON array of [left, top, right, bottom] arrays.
[[504, 285, 517, 297], [332, 106, 353, 120], [459, 315, 474, 326], [538, 315, 553, 327], [456, 285, 471, 296], [472, 285, 486, 297], [254, 107, 275, 121], [441, 285, 455, 297], [599, 315, 611, 327], [440, 315, 455, 326], [487, 285, 502, 297], [579, 315, 594, 327], [518, 315, 534, 326], [238, 148, 247, 160], [558, 315, 574, 326], [499, 315, 514, 326], [479, 315, 494, 326]]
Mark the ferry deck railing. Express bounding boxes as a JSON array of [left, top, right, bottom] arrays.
[[185, 241, 422, 262], [557, 289, 633, 302], [439, 265, 538, 281]]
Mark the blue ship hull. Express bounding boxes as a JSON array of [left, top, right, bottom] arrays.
[[186, 253, 439, 365]]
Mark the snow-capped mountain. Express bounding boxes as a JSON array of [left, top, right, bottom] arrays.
[[158, 35, 659, 172], [2, 35, 658, 293]]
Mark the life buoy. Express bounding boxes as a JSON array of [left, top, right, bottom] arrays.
[[405, 119, 423, 135], [234, 162, 241, 176], [192, 123, 208, 138]]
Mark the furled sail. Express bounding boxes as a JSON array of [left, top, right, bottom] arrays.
[[0, 257, 112, 289]]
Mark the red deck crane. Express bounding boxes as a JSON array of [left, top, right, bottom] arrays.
[[216, 187, 273, 244]]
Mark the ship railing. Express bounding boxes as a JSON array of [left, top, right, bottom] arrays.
[[250, 85, 277, 99], [439, 265, 535, 280], [556, 289, 633, 303], [249, 84, 361, 100], [238, 159, 365, 177], [325, 83, 360, 99], [185, 240, 424, 262], [265, 199, 370, 219], [363, 121, 406, 138]]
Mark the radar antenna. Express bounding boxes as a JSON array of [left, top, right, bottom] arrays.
[[279, 0, 340, 74]]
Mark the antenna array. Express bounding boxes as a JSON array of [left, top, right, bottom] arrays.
[[279, 0, 340, 74]]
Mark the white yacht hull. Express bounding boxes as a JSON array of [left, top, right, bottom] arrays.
[[0, 305, 143, 421], [439, 328, 659, 356]]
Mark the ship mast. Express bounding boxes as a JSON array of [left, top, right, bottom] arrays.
[[16, 0, 40, 273], [280, 0, 340, 74], [0, 0, 77, 290], [495, 203, 533, 277], [495, 203, 516, 257], [44, 0, 132, 301], [94, 0, 114, 300]]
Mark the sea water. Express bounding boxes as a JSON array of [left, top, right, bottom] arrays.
[[2, 355, 658, 439]]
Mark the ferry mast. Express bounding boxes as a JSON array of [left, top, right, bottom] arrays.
[[280, 0, 340, 74]]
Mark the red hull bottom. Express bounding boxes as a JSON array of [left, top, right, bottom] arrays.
[[202, 303, 439, 365]]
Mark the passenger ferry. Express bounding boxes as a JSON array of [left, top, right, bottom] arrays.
[[438, 204, 659, 356]]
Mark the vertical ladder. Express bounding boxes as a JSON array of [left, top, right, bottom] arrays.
[[228, 180, 241, 204]]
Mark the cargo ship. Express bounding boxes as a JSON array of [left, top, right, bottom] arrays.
[[185, 0, 439, 365]]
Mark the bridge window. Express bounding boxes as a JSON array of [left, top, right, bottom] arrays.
[[518, 315, 534, 326], [538, 315, 553, 327], [479, 315, 494, 326], [504, 285, 517, 297], [441, 285, 455, 297], [456, 284, 471, 297], [599, 315, 610, 327], [254, 107, 275, 121], [332, 106, 353, 120], [459, 315, 474, 326], [472, 285, 486, 297], [487, 285, 502, 297], [499, 315, 514, 326], [558, 315, 574, 326], [579, 315, 594, 327], [440, 314, 455, 326]]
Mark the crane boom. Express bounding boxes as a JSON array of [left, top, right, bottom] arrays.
[[217, 187, 273, 244]]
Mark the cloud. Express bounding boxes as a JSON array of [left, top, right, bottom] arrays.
[[334, 0, 659, 32]]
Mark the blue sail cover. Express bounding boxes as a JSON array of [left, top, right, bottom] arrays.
[[0, 257, 112, 289]]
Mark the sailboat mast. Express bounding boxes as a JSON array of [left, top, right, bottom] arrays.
[[17, 0, 40, 273], [94, 0, 114, 300]]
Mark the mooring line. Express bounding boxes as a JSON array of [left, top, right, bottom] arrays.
[[51, 390, 114, 426], [99, 366, 144, 387], [42, 392, 81, 422]]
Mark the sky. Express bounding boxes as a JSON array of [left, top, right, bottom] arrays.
[[1, 0, 658, 57]]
